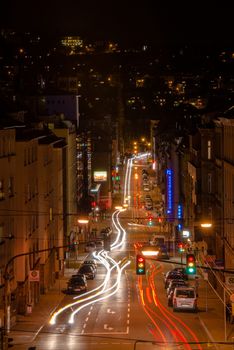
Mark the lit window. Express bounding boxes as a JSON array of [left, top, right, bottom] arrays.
[[208, 140, 211, 159]]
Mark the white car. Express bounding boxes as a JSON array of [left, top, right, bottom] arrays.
[[173, 287, 197, 313]]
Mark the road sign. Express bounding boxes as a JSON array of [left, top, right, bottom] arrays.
[[225, 275, 234, 288], [29, 270, 40, 282]]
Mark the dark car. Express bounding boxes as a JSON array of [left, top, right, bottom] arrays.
[[85, 241, 96, 253], [167, 279, 188, 297], [100, 227, 112, 237], [78, 264, 95, 279], [164, 271, 185, 289], [66, 274, 87, 294], [83, 261, 97, 272], [172, 267, 188, 280]]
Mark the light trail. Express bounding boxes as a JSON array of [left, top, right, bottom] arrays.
[[111, 210, 127, 250], [49, 252, 114, 325], [149, 263, 203, 350], [68, 260, 130, 324]]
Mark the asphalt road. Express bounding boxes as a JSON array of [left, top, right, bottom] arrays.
[[12, 242, 213, 350]]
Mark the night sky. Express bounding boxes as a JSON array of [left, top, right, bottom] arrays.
[[0, 1, 233, 46]]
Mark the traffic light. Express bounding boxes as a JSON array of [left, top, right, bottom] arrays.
[[147, 215, 153, 226], [186, 253, 196, 275], [136, 254, 146, 275], [178, 242, 185, 253]]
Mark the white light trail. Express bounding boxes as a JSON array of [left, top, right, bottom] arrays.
[[49, 252, 113, 325], [68, 260, 130, 324]]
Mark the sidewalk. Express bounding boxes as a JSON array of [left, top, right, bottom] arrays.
[[10, 255, 89, 348], [196, 275, 234, 349]]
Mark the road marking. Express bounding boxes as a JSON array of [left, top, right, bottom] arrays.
[[82, 330, 129, 335], [104, 324, 114, 331], [85, 317, 89, 322], [107, 308, 116, 314]]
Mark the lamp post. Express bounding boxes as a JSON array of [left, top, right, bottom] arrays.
[[77, 218, 89, 242]]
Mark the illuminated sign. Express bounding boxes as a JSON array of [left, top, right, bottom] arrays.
[[182, 230, 190, 238], [94, 171, 107, 182], [166, 169, 173, 217], [177, 204, 182, 219]]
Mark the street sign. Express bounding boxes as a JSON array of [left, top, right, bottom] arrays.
[[225, 275, 234, 289], [29, 270, 40, 282]]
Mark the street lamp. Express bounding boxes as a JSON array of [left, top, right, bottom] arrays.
[[77, 218, 89, 242], [141, 246, 160, 257], [200, 222, 212, 228]]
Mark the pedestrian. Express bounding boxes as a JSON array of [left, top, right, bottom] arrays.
[[226, 302, 231, 323]]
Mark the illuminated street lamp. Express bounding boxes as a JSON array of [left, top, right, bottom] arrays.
[[77, 219, 89, 224], [200, 222, 212, 228], [141, 246, 160, 257], [77, 218, 89, 241]]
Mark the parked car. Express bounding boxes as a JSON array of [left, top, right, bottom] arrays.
[[170, 267, 188, 280], [173, 287, 197, 312], [100, 227, 112, 237], [85, 242, 96, 253], [166, 279, 188, 296], [66, 274, 87, 294], [83, 259, 98, 270], [78, 264, 96, 279], [164, 271, 185, 289], [95, 240, 104, 250], [83, 261, 97, 272], [145, 202, 153, 210]]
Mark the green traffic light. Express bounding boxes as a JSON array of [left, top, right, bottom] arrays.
[[186, 266, 196, 274]]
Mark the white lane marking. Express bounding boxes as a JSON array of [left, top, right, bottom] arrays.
[[104, 324, 114, 331], [107, 308, 116, 314], [82, 330, 129, 335]]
